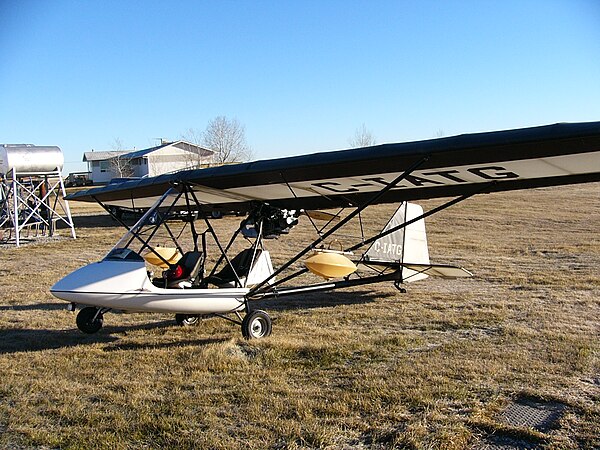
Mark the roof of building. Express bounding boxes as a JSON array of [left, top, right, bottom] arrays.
[[83, 151, 130, 162], [83, 141, 214, 162]]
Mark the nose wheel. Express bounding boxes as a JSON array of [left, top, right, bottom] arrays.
[[241, 310, 272, 339], [175, 314, 200, 326], [76, 307, 104, 334]]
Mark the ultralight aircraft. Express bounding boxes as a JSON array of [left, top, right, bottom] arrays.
[[51, 122, 600, 338]]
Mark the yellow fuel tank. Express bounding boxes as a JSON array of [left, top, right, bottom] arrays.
[[305, 252, 357, 279]]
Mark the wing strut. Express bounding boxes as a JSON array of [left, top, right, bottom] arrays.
[[248, 156, 430, 296]]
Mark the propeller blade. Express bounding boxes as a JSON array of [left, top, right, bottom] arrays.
[[304, 210, 341, 222]]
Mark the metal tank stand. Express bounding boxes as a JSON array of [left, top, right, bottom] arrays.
[[0, 169, 76, 246]]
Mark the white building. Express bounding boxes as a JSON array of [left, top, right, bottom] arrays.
[[83, 141, 214, 185]]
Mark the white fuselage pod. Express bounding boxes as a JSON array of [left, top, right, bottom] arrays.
[[50, 260, 248, 314]]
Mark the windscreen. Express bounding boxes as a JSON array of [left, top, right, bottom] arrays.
[[104, 188, 184, 261]]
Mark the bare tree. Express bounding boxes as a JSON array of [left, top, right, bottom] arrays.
[[181, 128, 210, 169], [202, 116, 253, 164], [109, 138, 134, 178], [181, 128, 203, 146], [349, 124, 376, 148]]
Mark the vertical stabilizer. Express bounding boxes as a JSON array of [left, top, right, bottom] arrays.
[[364, 202, 430, 282]]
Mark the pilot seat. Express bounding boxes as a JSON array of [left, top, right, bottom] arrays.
[[161, 251, 204, 288]]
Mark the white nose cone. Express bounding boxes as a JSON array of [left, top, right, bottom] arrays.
[[50, 260, 149, 303]]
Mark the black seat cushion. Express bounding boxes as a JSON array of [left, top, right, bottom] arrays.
[[206, 249, 262, 286], [164, 251, 204, 285]]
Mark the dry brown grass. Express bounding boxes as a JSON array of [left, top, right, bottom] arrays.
[[0, 184, 598, 449]]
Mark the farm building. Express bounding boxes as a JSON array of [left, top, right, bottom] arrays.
[[83, 140, 214, 185]]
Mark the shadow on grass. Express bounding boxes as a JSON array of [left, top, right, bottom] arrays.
[[102, 337, 227, 352], [65, 214, 137, 229], [0, 328, 119, 354], [253, 289, 396, 311], [0, 323, 230, 354], [0, 302, 66, 312], [0, 319, 194, 354]]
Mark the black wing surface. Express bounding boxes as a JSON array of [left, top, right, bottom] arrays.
[[67, 121, 600, 212]]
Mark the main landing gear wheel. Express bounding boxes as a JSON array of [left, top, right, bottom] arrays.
[[175, 314, 200, 326], [241, 310, 272, 339], [76, 307, 104, 334]]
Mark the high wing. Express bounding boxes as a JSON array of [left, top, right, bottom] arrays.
[[67, 121, 600, 212]]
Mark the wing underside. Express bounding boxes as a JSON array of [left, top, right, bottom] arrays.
[[67, 121, 600, 212]]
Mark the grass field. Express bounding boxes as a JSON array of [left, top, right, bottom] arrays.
[[0, 183, 598, 449]]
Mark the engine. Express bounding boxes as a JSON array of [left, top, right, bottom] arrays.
[[241, 205, 299, 239]]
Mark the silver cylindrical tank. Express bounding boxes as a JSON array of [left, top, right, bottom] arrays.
[[0, 144, 64, 176]]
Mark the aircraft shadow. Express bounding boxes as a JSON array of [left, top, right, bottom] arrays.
[[0, 320, 180, 355], [0, 302, 66, 312], [0, 318, 231, 354], [253, 289, 395, 311], [57, 214, 135, 229], [101, 337, 226, 352], [0, 328, 119, 354]]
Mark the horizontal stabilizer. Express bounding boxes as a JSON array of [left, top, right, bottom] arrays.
[[402, 263, 473, 279], [364, 260, 473, 279]]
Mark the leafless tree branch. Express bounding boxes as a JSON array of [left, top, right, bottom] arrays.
[[349, 124, 376, 148], [109, 138, 134, 178]]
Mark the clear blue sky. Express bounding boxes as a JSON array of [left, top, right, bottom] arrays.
[[1, 0, 599, 174]]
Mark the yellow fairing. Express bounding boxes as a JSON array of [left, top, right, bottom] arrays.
[[305, 252, 357, 279]]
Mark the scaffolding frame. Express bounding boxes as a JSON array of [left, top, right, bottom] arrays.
[[0, 169, 76, 246]]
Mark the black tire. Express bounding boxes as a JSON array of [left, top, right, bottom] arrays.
[[175, 314, 200, 326], [108, 206, 123, 220], [76, 307, 103, 334], [241, 310, 272, 339]]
